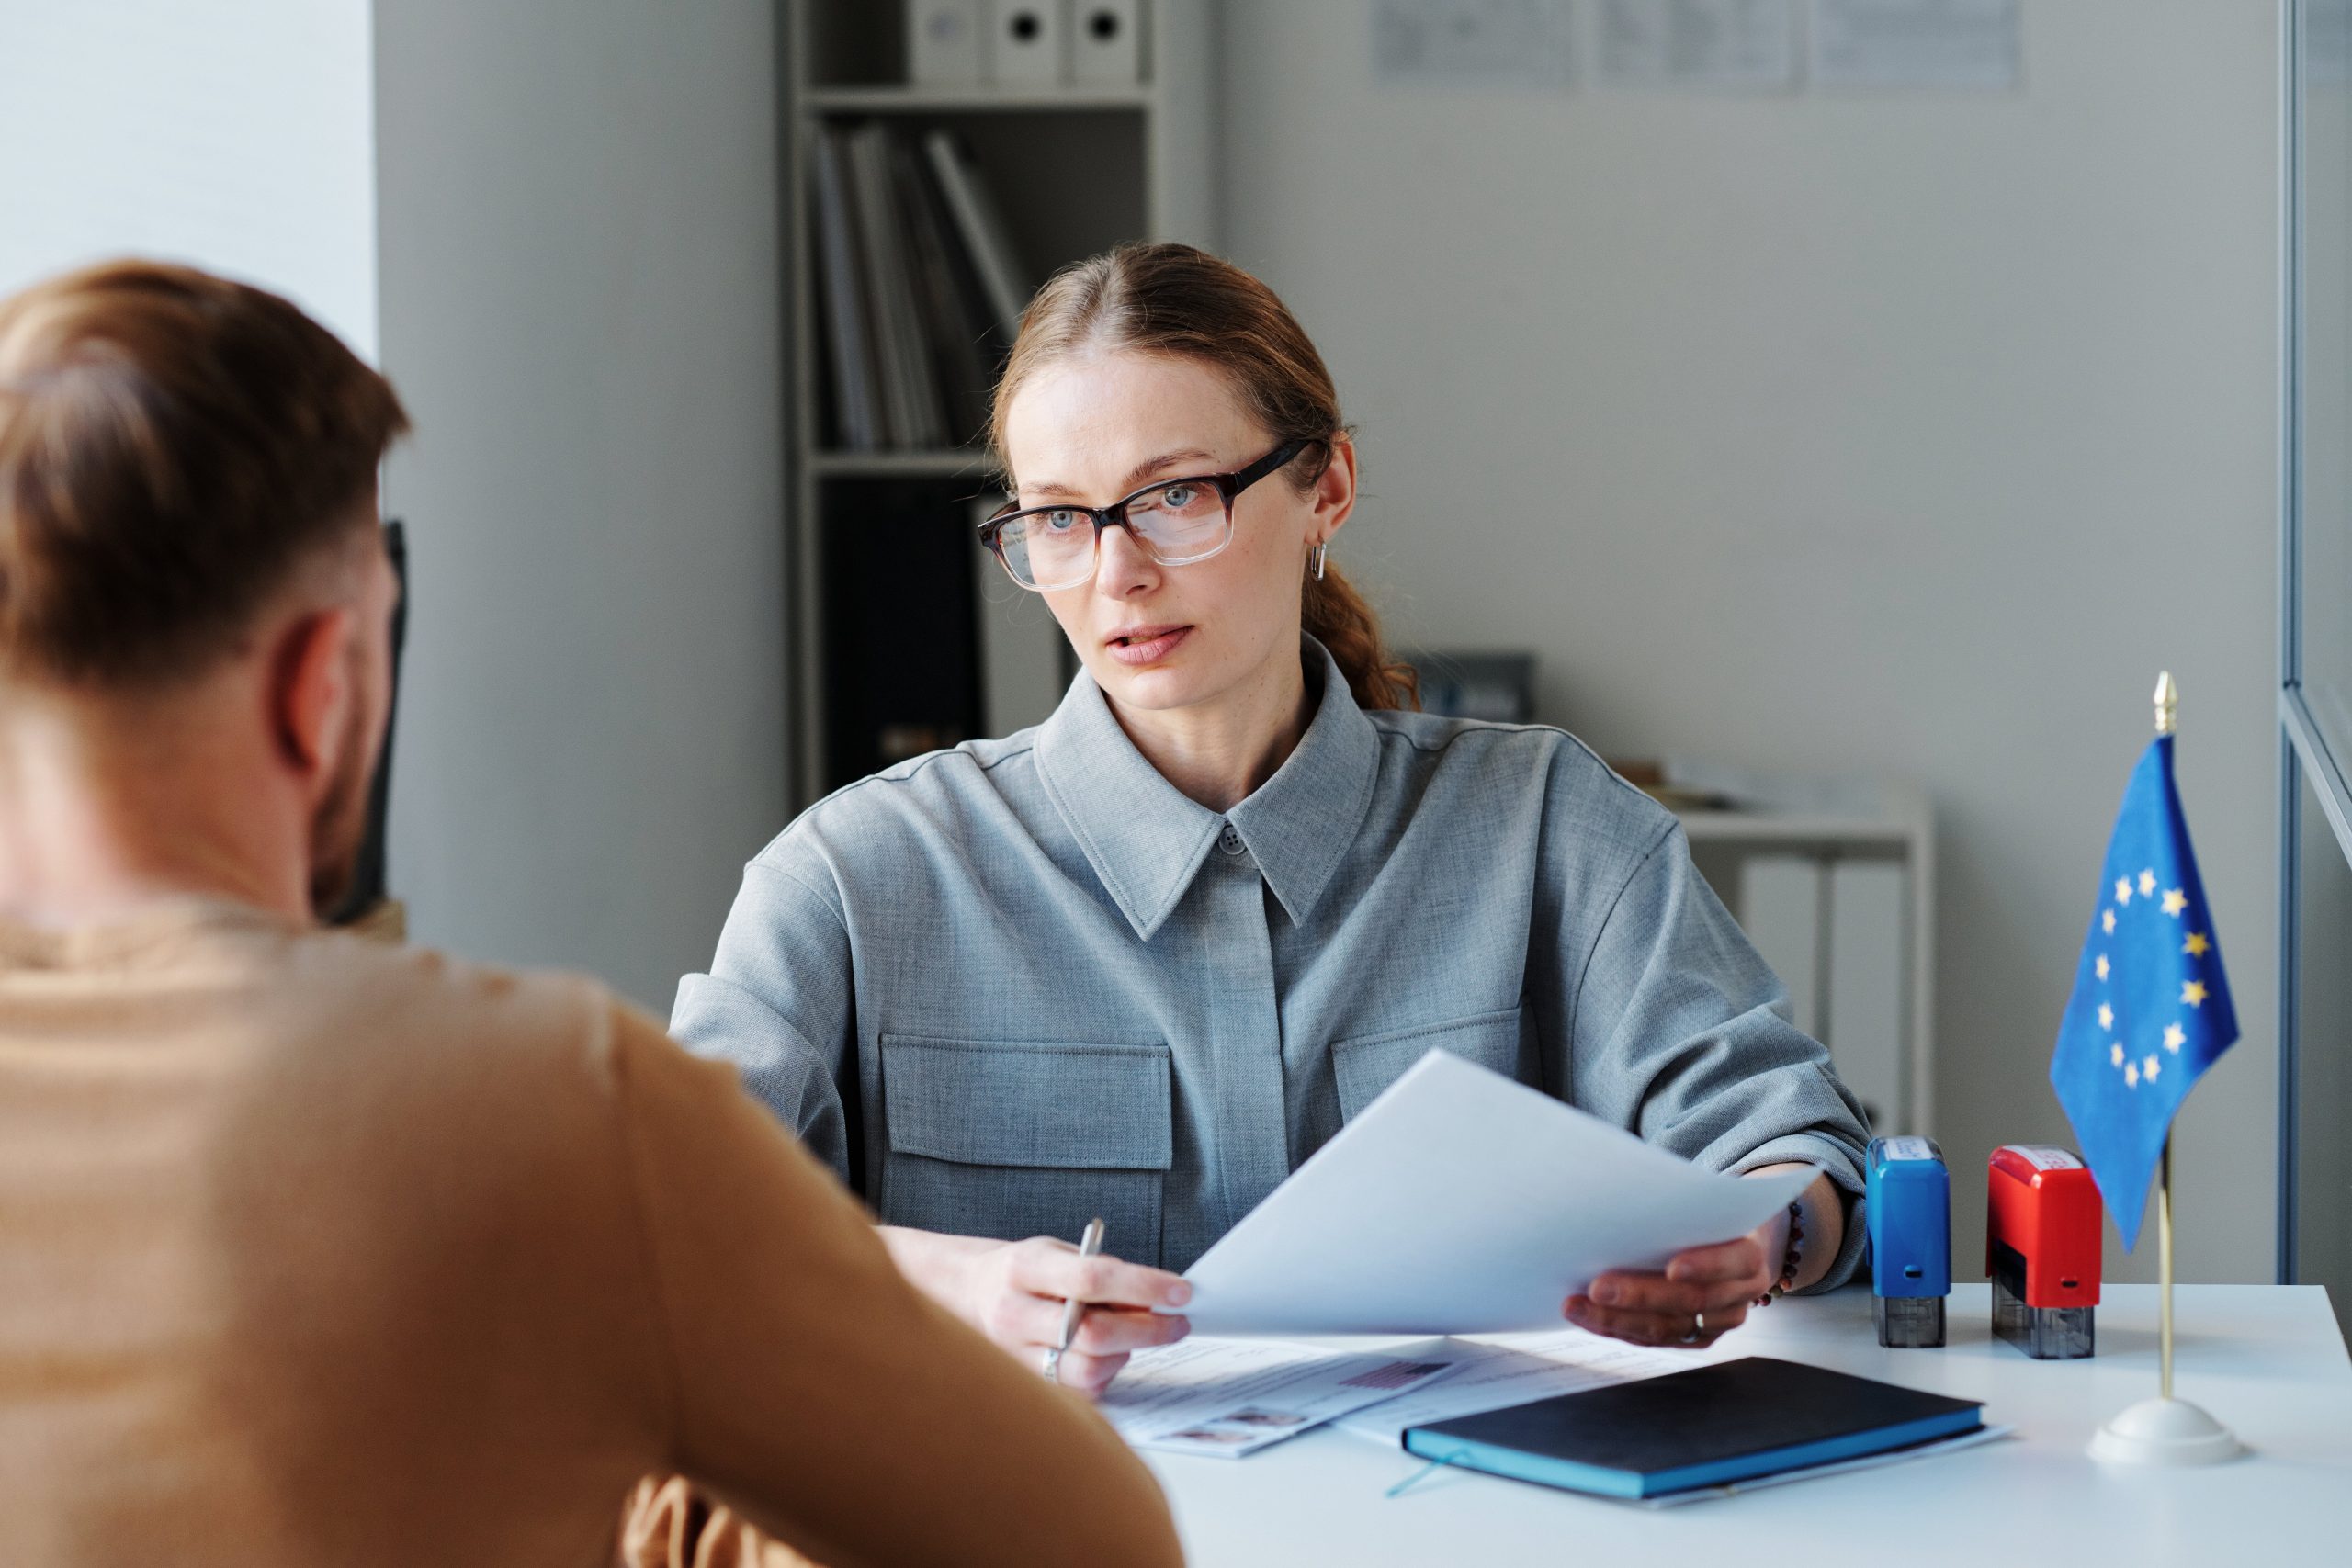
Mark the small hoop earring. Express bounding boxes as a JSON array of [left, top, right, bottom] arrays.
[[1308, 541, 1327, 581]]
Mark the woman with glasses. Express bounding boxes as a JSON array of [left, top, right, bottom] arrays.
[[675, 243, 1870, 1395]]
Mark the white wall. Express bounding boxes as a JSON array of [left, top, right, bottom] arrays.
[[1221, 3, 2280, 1280], [0, 0, 378, 355], [374, 2, 788, 1009]]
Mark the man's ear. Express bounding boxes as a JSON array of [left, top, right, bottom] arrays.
[[267, 606, 357, 784]]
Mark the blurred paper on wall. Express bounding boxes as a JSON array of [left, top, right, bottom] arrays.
[[1596, 0, 1796, 92], [1372, 0, 1575, 89], [1811, 0, 2021, 91]]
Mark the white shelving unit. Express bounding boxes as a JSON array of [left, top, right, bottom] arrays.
[[782, 3, 1219, 805], [1678, 780, 1937, 1139]]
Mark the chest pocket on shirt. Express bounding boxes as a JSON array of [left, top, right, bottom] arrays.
[[876, 1034, 1171, 1261], [1331, 1002, 1531, 1122]]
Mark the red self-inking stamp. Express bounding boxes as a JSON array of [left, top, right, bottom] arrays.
[[1986, 1145, 2101, 1359]]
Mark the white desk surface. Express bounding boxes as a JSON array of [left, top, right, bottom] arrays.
[[1144, 1284, 2352, 1566]]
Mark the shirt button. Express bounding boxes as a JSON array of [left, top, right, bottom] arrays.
[[1217, 823, 1246, 857]]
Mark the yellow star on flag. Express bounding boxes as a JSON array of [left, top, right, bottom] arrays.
[[2096, 954, 2110, 980], [2182, 979, 2208, 1008], [2125, 1061, 2141, 1088], [2102, 908, 2116, 934], [2139, 869, 2157, 896], [2110, 1042, 2126, 1066], [2184, 931, 2211, 957], [2143, 1055, 2162, 1081], [2164, 1022, 2186, 1053], [2098, 1002, 2114, 1030], [2114, 878, 2132, 905], [2162, 888, 2188, 917]]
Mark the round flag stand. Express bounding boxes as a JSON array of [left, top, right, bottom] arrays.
[[2086, 1142, 2241, 1465], [2082, 676, 2243, 1468]]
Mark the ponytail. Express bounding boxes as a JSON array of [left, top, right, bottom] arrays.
[[1302, 558, 1418, 712]]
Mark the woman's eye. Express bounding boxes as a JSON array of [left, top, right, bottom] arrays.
[[1039, 510, 1082, 533], [1159, 484, 1195, 508]]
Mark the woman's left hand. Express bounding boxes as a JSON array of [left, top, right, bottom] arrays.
[[1561, 1226, 1778, 1350]]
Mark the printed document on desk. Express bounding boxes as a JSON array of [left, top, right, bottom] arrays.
[[1099, 1338, 1467, 1458], [1331, 1327, 1690, 1443], [1178, 1050, 1816, 1335]]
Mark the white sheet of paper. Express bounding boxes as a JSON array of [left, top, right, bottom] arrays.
[[1332, 1327, 1690, 1443], [1178, 1050, 1817, 1335], [1810, 0, 2020, 91], [1099, 1337, 1468, 1458], [1597, 0, 1797, 91]]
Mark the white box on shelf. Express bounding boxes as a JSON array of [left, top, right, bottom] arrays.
[[1826, 860, 1906, 1135], [909, 0, 989, 85], [989, 0, 1069, 85], [1738, 854, 1822, 1039], [1070, 0, 1145, 86]]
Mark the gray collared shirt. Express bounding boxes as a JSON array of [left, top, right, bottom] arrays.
[[673, 638, 1871, 1287]]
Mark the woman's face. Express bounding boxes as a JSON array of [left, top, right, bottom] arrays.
[[999, 350, 1349, 719]]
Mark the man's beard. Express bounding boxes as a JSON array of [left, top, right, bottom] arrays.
[[306, 696, 377, 921]]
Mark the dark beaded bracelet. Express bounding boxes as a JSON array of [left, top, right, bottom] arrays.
[[1752, 1200, 1805, 1307]]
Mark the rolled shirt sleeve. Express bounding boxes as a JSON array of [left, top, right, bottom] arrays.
[[671, 854, 858, 1183], [1566, 820, 1872, 1292]]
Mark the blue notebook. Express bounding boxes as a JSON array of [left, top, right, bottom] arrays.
[[1403, 1357, 1984, 1499]]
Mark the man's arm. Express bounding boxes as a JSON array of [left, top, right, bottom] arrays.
[[610, 1009, 1182, 1568]]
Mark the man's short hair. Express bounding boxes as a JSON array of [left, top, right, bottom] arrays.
[[0, 259, 409, 687]]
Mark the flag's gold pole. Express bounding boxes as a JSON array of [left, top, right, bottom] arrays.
[[2154, 670, 2177, 1405], [2159, 1139, 2175, 1400]]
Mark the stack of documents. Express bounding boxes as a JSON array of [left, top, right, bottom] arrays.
[[1175, 1050, 1815, 1336], [1103, 1049, 1820, 1459], [1100, 1329, 1685, 1459]]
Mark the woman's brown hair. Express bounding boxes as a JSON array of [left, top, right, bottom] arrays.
[[987, 242, 1419, 712]]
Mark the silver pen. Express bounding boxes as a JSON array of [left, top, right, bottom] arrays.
[[1057, 1216, 1107, 1354]]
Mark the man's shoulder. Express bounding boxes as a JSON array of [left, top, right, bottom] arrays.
[[268, 926, 649, 1089]]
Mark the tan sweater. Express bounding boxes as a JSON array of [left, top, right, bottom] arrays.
[[0, 900, 1181, 1567]]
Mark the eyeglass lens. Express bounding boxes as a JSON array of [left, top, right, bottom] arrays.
[[1000, 477, 1230, 590]]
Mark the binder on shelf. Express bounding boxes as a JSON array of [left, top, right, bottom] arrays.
[[890, 137, 996, 446], [908, 0, 988, 85], [989, 0, 1068, 85], [922, 130, 1035, 338], [810, 120, 1034, 457], [1071, 0, 1145, 86], [844, 123, 946, 449], [811, 127, 881, 451]]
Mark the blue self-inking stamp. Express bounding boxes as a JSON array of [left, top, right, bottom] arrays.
[[1866, 1135, 1950, 1348]]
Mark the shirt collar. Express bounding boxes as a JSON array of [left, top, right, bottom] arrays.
[[1035, 637, 1384, 941]]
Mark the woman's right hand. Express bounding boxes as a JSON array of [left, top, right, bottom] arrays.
[[879, 1226, 1193, 1396]]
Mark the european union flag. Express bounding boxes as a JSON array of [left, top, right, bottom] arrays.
[[2050, 734, 2238, 1250]]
